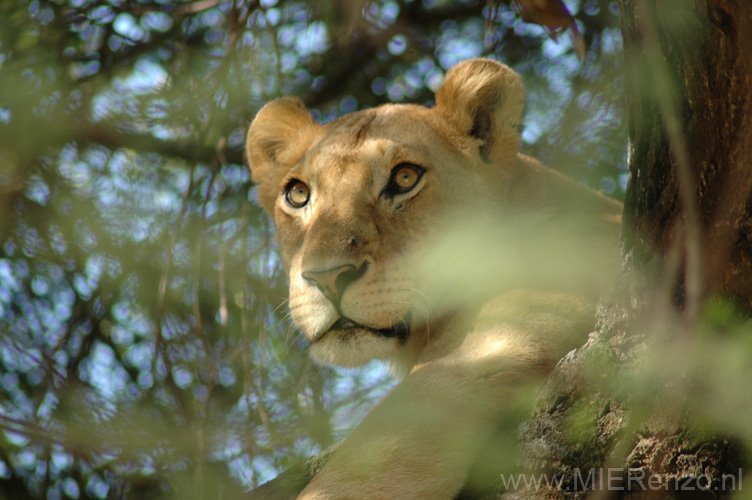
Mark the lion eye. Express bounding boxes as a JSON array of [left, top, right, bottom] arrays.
[[285, 180, 310, 208], [387, 164, 424, 195]]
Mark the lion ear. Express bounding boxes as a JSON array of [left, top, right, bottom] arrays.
[[246, 97, 322, 214], [434, 58, 525, 164]]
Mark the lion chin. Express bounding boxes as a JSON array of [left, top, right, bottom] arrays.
[[308, 318, 410, 368]]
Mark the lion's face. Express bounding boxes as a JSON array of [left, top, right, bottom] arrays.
[[273, 107, 488, 368], [247, 59, 525, 368]]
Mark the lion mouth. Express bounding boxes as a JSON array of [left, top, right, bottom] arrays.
[[328, 317, 409, 341]]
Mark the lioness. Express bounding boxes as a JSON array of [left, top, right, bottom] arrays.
[[246, 58, 621, 499]]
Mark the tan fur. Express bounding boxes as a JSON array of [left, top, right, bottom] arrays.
[[246, 58, 622, 499]]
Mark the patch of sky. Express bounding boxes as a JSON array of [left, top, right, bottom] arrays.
[[54, 288, 75, 321], [364, 1, 399, 29], [340, 95, 358, 114], [53, 350, 68, 371], [123, 58, 168, 94], [82, 342, 128, 402], [388, 34, 408, 56], [38, 313, 64, 344], [145, 98, 169, 119], [250, 455, 278, 486], [414, 56, 436, 77], [90, 92, 113, 122], [171, 366, 193, 389], [228, 127, 248, 150], [14, 259, 29, 280], [214, 88, 229, 109], [600, 176, 616, 194], [24, 175, 50, 207], [62, 478, 80, 498], [36, 6, 55, 25], [295, 21, 330, 56], [107, 33, 129, 52], [5, 388, 34, 422], [204, 29, 225, 45], [513, 19, 546, 38], [18, 448, 37, 469], [84, 255, 104, 290], [60, 160, 92, 196], [113, 12, 146, 41], [371, 77, 387, 96], [283, 1, 307, 23], [437, 37, 482, 70], [542, 36, 568, 60], [0, 259, 18, 291], [88, 5, 115, 24], [217, 364, 236, 387], [136, 370, 153, 389], [112, 320, 134, 346], [265, 8, 281, 26], [583, 0, 599, 16], [1, 341, 22, 374], [241, 31, 254, 48], [85, 475, 109, 499], [30, 275, 49, 296], [619, 173, 630, 191], [192, 383, 209, 403], [1, 373, 19, 397], [141, 11, 172, 33], [521, 118, 542, 144], [154, 188, 180, 213], [0, 460, 9, 479], [72, 274, 93, 300], [312, 75, 327, 93], [280, 52, 297, 73], [21, 228, 42, 258], [404, 68, 423, 94], [247, 9, 266, 30], [381, 1, 400, 24], [0, 240, 16, 260], [197, 7, 224, 28], [601, 27, 623, 54], [92, 179, 117, 210], [387, 78, 406, 101], [35, 391, 58, 420], [12, 345, 42, 381], [265, 74, 281, 95]]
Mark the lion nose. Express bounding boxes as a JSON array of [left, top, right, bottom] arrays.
[[302, 263, 366, 305]]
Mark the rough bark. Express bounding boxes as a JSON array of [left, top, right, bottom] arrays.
[[505, 1, 752, 499]]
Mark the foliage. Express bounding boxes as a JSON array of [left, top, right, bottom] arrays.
[[0, 0, 626, 498]]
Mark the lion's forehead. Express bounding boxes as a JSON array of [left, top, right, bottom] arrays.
[[301, 106, 456, 190]]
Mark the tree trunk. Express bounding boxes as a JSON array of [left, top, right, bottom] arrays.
[[505, 1, 752, 498]]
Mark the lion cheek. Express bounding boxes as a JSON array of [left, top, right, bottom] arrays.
[[289, 274, 339, 341], [339, 278, 416, 330], [289, 301, 338, 342], [340, 298, 410, 332]]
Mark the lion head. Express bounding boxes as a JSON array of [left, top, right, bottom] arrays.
[[246, 59, 551, 370]]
